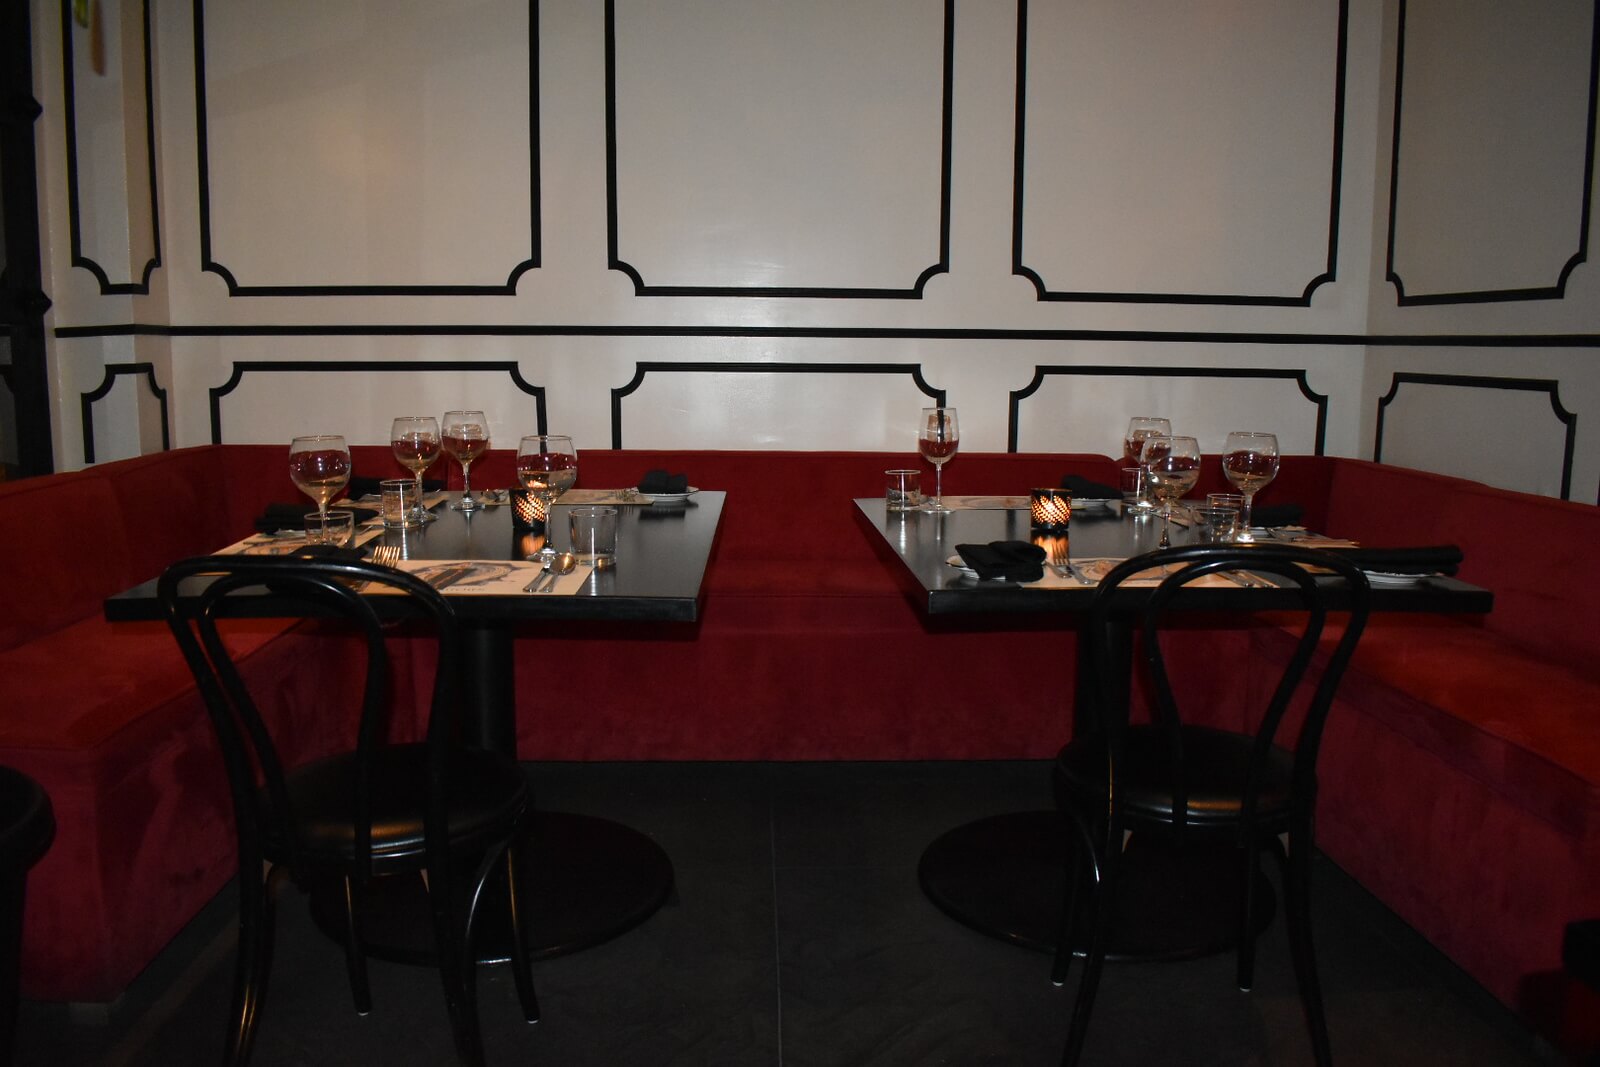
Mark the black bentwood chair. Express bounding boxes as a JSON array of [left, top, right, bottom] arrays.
[[1051, 544, 1370, 1067], [158, 556, 537, 1067]]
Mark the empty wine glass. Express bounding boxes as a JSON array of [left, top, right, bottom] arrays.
[[1141, 434, 1201, 550], [918, 407, 959, 512], [1122, 416, 1171, 512], [1222, 431, 1281, 543], [288, 435, 351, 524], [441, 410, 490, 512], [390, 416, 441, 525], [516, 435, 578, 559]]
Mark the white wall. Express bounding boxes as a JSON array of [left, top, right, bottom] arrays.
[[27, 0, 1600, 501]]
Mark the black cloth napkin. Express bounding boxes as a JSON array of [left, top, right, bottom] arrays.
[[1058, 475, 1120, 499], [348, 474, 445, 498], [1324, 545, 1463, 576], [638, 469, 689, 494], [955, 541, 1046, 582], [1251, 503, 1304, 528], [255, 503, 315, 533], [290, 544, 370, 562]]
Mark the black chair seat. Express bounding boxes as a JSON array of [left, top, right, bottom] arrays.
[[1056, 725, 1295, 828], [268, 745, 528, 867]]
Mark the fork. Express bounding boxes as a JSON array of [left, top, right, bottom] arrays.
[[1049, 541, 1071, 580], [370, 543, 401, 567]]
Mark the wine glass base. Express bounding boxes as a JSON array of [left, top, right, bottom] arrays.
[[920, 502, 953, 513], [451, 497, 480, 513]]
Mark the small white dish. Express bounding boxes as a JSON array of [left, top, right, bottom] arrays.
[[945, 554, 981, 581], [640, 487, 699, 504], [1363, 570, 1430, 587]]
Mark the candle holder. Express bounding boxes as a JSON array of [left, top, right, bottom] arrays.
[[510, 488, 548, 532], [1030, 488, 1072, 532]]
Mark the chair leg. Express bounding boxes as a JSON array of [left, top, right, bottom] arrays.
[[340, 875, 373, 1016], [432, 851, 502, 1067], [225, 862, 284, 1067], [1284, 824, 1333, 1067], [502, 847, 540, 1023], [1052, 808, 1098, 987], [1060, 824, 1114, 1067], [1236, 837, 1262, 992]]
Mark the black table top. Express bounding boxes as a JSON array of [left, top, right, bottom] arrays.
[[105, 492, 726, 625], [854, 498, 1494, 616]]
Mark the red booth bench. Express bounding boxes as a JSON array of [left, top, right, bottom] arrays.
[[0, 445, 1593, 1056]]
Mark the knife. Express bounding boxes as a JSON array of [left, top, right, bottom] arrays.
[[429, 565, 474, 591]]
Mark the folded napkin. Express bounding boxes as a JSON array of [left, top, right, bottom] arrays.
[[290, 543, 370, 562], [638, 469, 689, 494], [255, 502, 316, 533], [1058, 475, 1120, 499], [1323, 545, 1463, 576], [1252, 503, 1304, 528], [955, 541, 1046, 582], [348, 474, 445, 498]]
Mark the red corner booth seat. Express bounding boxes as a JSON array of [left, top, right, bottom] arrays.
[[0, 444, 1597, 1060]]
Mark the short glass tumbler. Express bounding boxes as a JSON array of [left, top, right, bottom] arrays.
[[885, 469, 921, 511], [568, 506, 618, 567], [380, 479, 420, 529], [304, 509, 355, 547]]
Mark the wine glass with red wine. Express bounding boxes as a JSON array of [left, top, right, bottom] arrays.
[[516, 435, 578, 559], [288, 435, 351, 524], [918, 407, 959, 512], [390, 416, 441, 525], [441, 410, 490, 512]]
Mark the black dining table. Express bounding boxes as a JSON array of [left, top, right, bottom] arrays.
[[107, 491, 725, 965], [854, 496, 1493, 960]]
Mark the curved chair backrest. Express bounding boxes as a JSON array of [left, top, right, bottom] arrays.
[[157, 555, 463, 880], [1085, 543, 1372, 836]]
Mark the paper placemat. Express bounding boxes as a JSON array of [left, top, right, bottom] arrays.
[[939, 495, 1030, 510], [557, 488, 655, 506], [219, 526, 387, 556], [1047, 558, 1250, 589], [382, 559, 589, 596]]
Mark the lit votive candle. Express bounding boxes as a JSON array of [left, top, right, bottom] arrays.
[[1030, 488, 1072, 532]]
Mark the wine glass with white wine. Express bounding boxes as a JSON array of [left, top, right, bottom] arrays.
[[918, 407, 959, 513], [390, 416, 441, 525], [1122, 416, 1171, 513], [1222, 431, 1280, 543], [516, 435, 579, 560]]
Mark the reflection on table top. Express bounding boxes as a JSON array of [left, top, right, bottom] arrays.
[[105, 492, 726, 625], [852, 498, 1493, 617]]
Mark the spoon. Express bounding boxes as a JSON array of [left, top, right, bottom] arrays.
[[525, 551, 577, 593]]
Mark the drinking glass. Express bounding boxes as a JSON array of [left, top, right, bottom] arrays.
[[1222, 431, 1280, 543], [441, 410, 490, 512], [288, 435, 351, 523], [390, 416, 441, 525], [516, 435, 578, 559], [1141, 434, 1201, 550], [1122, 417, 1171, 511], [918, 407, 959, 512]]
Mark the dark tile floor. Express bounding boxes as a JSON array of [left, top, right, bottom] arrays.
[[20, 762, 1563, 1066]]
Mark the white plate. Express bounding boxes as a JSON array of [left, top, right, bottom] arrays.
[[1363, 570, 1430, 587], [640, 487, 699, 504], [945, 554, 981, 581], [1070, 497, 1114, 512]]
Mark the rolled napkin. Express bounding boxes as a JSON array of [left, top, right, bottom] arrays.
[[638, 469, 690, 494], [1059, 475, 1120, 499], [956, 541, 1047, 582], [1323, 545, 1463, 576]]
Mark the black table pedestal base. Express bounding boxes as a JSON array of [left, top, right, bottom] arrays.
[[918, 811, 1274, 962], [309, 811, 674, 966]]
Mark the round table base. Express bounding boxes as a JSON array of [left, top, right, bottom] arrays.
[[918, 811, 1274, 962], [309, 811, 674, 966]]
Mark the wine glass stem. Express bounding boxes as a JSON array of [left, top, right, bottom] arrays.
[[935, 463, 944, 508], [1240, 490, 1255, 530], [461, 463, 473, 500], [1160, 503, 1172, 549]]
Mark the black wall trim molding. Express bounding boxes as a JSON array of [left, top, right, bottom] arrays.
[[80, 362, 169, 464], [610, 361, 943, 447], [208, 360, 545, 444], [192, 0, 540, 297], [604, 0, 953, 299], [60, 0, 161, 294], [1008, 365, 1329, 453], [1385, 0, 1600, 306], [52, 323, 1600, 347], [1374, 372, 1577, 499], [1011, 0, 1348, 307]]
